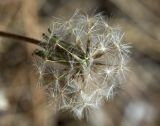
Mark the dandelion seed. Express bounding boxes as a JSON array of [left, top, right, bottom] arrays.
[[34, 10, 130, 120]]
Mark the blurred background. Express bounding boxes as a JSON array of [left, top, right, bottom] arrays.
[[0, 0, 160, 126]]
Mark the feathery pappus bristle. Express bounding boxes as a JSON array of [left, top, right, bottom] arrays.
[[34, 10, 131, 120]]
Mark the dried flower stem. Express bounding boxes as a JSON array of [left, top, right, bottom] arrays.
[[0, 31, 40, 45]]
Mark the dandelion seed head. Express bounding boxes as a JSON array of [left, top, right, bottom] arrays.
[[34, 10, 130, 120]]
